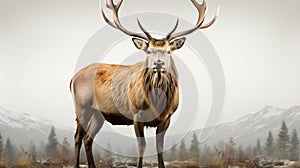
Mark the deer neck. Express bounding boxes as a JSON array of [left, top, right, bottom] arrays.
[[142, 59, 178, 96]]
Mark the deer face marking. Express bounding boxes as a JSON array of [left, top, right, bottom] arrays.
[[132, 38, 186, 73]]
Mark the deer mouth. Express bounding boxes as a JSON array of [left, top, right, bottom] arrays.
[[153, 68, 166, 73], [153, 62, 166, 73]]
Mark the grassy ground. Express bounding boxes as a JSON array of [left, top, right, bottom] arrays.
[[0, 158, 300, 168]]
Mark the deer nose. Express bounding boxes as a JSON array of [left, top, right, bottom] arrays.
[[154, 59, 165, 66], [154, 60, 165, 69]]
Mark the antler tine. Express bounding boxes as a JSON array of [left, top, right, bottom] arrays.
[[192, 0, 207, 26], [199, 6, 219, 29], [115, 0, 123, 11], [137, 18, 152, 40], [101, 7, 118, 28], [105, 0, 111, 9], [109, 0, 115, 9], [165, 18, 179, 40], [168, 0, 219, 41], [100, 0, 149, 40]]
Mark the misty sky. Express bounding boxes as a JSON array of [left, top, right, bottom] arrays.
[[0, 0, 299, 131]]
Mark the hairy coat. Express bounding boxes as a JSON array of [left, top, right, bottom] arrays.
[[71, 58, 179, 128]]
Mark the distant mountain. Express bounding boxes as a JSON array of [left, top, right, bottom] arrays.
[[192, 105, 300, 146], [0, 106, 74, 147], [0, 105, 299, 155]]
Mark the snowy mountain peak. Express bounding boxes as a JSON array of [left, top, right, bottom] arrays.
[[0, 106, 48, 129], [0, 106, 72, 130], [198, 105, 300, 146], [262, 105, 282, 111], [0, 106, 74, 146], [287, 105, 300, 112], [257, 106, 284, 118], [235, 106, 284, 124]]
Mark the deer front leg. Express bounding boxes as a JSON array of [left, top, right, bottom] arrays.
[[156, 118, 170, 168], [134, 114, 146, 168]]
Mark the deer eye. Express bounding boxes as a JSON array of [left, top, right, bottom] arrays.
[[167, 50, 171, 54], [146, 51, 151, 54]]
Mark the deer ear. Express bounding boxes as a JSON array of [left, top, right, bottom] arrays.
[[170, 37, 186, 51], [132, 38, 148, 51]]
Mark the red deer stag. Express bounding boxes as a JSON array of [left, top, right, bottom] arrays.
[[70, 0, 218, 167]]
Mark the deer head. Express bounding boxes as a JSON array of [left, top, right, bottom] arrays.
[[101, 0, 219, 72]]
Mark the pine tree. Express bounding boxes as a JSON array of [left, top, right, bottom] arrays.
[[189, 133, 200, 161], [29, 140, 37, 161], [264, 130, 274, 157], [4, 138, 16, 162], [171, 143, 177, 159], [201, 144, 211, 162], [255, 139, 262, 156], [289, 129, 299, 161], [46, 126, 58, 160], [178, 140, 187, 161], [245, 145, 254, 159], [237, 144, 246, 163], [0, 133, 3, 159], [167, 142, 177, 161], [277, 120, 289, 159]]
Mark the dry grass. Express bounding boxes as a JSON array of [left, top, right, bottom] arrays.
[[292, 162, 300, 168], [206, 155, 227, 168], [167, 160, 204, 168], [0, 159, 113, 168], [15, 156, 31, 167]]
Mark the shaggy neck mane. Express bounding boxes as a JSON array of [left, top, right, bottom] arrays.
[[142, 69, 177, 92], [141, 62, 178, 113], [142, 57, 178, 91]]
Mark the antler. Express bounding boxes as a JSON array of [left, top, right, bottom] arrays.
[[101, 0, 152, 40], [166, 18, 179, 40], [167, 0, 219, 41]]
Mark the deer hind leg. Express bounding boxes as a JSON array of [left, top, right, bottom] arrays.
[[83, 110, 104, 168], [134, 114, 146, 168], [156, 118, 170, 168], [74, 117, 87, 168]]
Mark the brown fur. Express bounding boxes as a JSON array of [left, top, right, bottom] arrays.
[[150, 39, 167, 47], [71, 59, 179, 126], [71, 53, 179, 168]]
